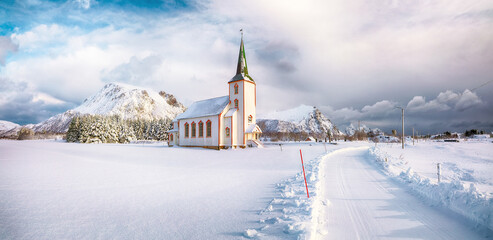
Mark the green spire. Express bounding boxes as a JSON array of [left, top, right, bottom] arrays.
[[236, 32, 248, 75], [230, 29, 254, 83]]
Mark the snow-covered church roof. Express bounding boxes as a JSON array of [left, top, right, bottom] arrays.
[[224, 108, 237, 117], [245, 124, 262, 133], [176, 96, 230, 120]]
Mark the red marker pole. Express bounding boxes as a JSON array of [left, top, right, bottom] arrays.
[[299, 149, 309, 198]]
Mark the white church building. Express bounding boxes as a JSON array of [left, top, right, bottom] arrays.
[[167, 34, 262, 149]]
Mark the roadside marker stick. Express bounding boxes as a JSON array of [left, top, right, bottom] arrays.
[[299, 149, 309, 198], [437, 163, 441, 183]]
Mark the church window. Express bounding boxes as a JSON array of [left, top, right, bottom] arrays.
[[184, 123, 189, 138], [234, 99, 238, 109], [226, 127, 230, 137], [198, 121, 204, 137], [248, 115, 252, 123], [206, 120, 212, 137], [170, 134, 173, 141], [191, 122, 196, 137], [234, 84, 238, 94]]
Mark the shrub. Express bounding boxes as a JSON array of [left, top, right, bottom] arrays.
[[17, 127, 34, 140]]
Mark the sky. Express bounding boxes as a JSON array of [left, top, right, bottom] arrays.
[[0, 0, 492, 134]]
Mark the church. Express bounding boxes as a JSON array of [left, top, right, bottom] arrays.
[[167, 33, 262, 149]]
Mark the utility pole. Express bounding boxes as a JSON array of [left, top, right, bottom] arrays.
[[402, 108, 404, 149]]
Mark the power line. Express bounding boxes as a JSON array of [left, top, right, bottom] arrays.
[[448, 79, 493, 102], [470, 79, 493, 92]]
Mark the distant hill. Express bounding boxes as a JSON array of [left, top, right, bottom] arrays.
[[345, 123, 384, 136], [0, 120, 21, 138], [0, 82, 186, 137], [0, 120, 20, 132], [257, 105, 343, 140]]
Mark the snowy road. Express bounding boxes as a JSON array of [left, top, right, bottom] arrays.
[[311, 147, 490, 239]]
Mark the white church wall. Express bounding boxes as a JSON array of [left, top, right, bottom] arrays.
[[178, 116, 219, 147], [223, 116, 232, 147], [218, 106, 229, 147], [229, 80, 244, 146], [244, 81, 256, 126], [231, 111, 237, 146]]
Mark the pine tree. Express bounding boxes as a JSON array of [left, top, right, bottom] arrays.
[[66, 116, 80, 142]]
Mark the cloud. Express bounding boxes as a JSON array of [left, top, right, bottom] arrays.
[[407, 89, 483, 112], [0, 78, 74, 124], [320, 100, 397, 124], [455, 89, 483, 111], [0, 36, 18, 65], [74, 0, 92, 9], [361, 100, 397, 116], [406, 96, 451, 112], [11, 24, 73, 52], [1, 0, 492, 133], [436, 90, 460, 104], [102, 55, 164, 85], [255, 41, 300, 73]]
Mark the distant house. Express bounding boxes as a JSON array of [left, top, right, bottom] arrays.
[[305, 136, 316, 142], [167, 34, 262, 149]]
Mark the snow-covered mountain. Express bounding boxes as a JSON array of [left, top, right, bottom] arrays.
[[345, 123, 384, 136], [0, 120, 20, 133], [257, 105, 342, 136], [29, 82, 185, 133], [0, 120, 21, 138]]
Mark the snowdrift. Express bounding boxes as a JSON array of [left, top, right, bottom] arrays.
[[369, 146, 493, 231]]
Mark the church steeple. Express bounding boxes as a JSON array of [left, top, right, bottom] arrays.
[[229, 30, 254, 83]]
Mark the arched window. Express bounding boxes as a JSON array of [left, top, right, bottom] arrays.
[[184, 123, 189, 138], [170, 134, 173, 141], [191, 122, 196, 137], [234, 83, 238, 94], [234, 99, 239, 109], [198, 121, 204, 137], [226, 127, 230, 137], [206, 120, 212, 137], [248, 115, 252, 123]]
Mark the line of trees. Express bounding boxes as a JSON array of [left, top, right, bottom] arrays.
[[66, 115, 171, 143], [260, 131, 343, 142], [464, 129, 486, 137]]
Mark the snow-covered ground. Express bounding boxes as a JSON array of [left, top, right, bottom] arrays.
[[310, 147, 490, 239], [0, 140, 337, 239], [372, 140, 493, 194], [1, 139, 492, 239], [369, 140, 493, 232]]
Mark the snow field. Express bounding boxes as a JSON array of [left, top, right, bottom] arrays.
[[2, 140, 491, 239], [369, 141, 493, 231], [0, 140, 334, 239]]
